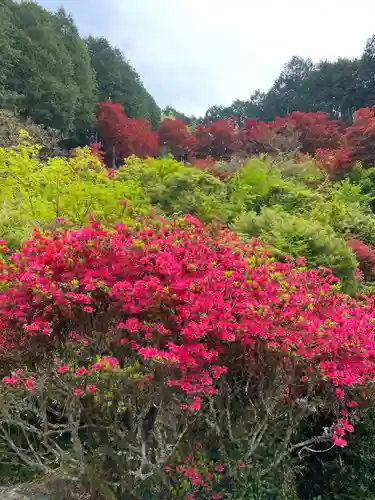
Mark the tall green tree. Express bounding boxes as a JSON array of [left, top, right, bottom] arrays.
[[204, 95, 263, 125], [261, 56, 315, 120], [0, 0, 96, 143], [0, 0, 23, 110], [53, 8, 96, 144], [358, 34, 375, 110], [302, 58, 361, 119], [203, 34, 375, 123], [162, 105, 192, 124], [86, 36, 160, 129]]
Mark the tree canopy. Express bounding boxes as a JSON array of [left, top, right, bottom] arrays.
[[0, 0, 160, 145], [202, 35, 375, 123], [86, 36, 160, 129]]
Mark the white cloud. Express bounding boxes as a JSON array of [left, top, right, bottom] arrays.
[[39, 0, 375, 115]]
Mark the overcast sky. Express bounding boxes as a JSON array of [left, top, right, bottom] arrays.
[[39, 0, 375, 116]]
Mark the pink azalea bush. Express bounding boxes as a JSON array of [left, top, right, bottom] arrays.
[[0, 215, 375, 497]]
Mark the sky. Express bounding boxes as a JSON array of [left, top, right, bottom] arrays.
[[39, 0, 375, 116]]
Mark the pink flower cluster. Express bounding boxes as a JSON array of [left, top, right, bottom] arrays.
[[3, 372, 35, 392], [1, 216, 375, 447]]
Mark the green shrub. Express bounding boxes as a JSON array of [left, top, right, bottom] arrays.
[[159, 168, 230, 221], [0, 142, 150, 250], [228, 158, 321, 214], [275, 156, 324, 184], [349, 163, 375, 213], [119, 155, 231, 221], [228, 158, 271, 212], [232, 207, 358, 292], [311, 180, 375, 247]]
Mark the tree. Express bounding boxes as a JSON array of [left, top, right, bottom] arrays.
[[86, 36, 160, 128], [162, 106, 192, 124], [3, 1, 78, 133], [242, 117, 301, 155], [344, 107, 375, 166], [0, 0, 22, 110], [285, 111, 343, 154], [97, 101, 159, 166], [0, 0, 96, 143], [0, 1, 161, 144], [296, 58, 362, 120], [194, 119, 243, 159], [204, 95, 263, 125], [261, 56, 315, 119], [53, 8, 96, 145], [157, 118, 196, 160], [358, 35, 375, 110]]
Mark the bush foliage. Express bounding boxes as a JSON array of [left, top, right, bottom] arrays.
[[2, 139, 375, 498], [0, 216, 373, 499]]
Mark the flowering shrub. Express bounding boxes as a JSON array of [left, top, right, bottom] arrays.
[[0, 216, 375, 497]]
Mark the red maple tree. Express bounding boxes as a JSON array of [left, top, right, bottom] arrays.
[[193, 119, 243, 159], [97, 101, 159, 167], [157, 118, 196, 160], [344, 107, 375, 166]]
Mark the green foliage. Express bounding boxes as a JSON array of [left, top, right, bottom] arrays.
[[240, 477, 299, 500], [0, 0, 160, 145], [0, 140, 149, 251], [311, 179, 375, 246], [233, 207, 357, 292], [86, 36, 160, 129], [276, 156, 325, 184], [160, 167, 230, 222], [0, 1, 96, 139], [119, 156, 231, 222], [120, 155, 183, 183], [53, 8, 97, 145], [204, 34, 375, 122], [228, 158, 321, 214], [349, 163, 375, 213], [228, 158, 271, 211]]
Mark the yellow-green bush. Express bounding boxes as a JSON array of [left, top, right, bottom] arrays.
[[228, 158, 321, 214], [233, 206, 358, 293], [119, 155, 231, 222], [0, 142, 150, 250]]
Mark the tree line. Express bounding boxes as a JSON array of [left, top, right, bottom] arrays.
[[201, 36, 375, 124], [2, 0, 375, 162], [96, 100, 375, 179], [0, 0, 160, 147]]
